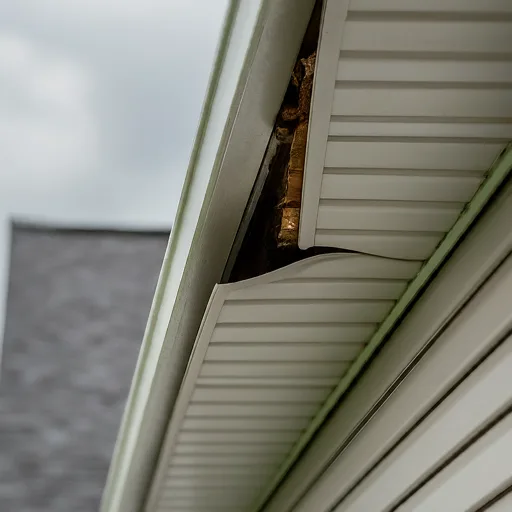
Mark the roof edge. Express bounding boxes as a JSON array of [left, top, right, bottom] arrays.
[[100, 1, 315, 511]]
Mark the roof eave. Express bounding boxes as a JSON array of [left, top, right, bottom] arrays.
[[100, 1, 316, 511]]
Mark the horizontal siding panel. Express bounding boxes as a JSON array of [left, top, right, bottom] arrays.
[[324, 141, 501, 170], [186, 402, 320, 418], [181, 417, 312, 432], [171, 454, 283, 467], [487, 493, 512, 511], [160, 491, 260, 506], [178, 431, 301, 444], [289, 254, 421, 279], [321, 173, 482, 202], [337, 58, 512, 83], [332, 88, 512, 118], [160, 501, 247, 511], [174, 443, 293, 455], [228, 279, 407, 300], [200, 361, 351, 378], [342, 21, 512, 54], [348, 0, 512, 13], [336, 337, 512, 512], [191, 386, 331, 404], [196, 376, 341, 387], [163, 481, 266, 493], [317, 201, 461, 232], [164, 476, 265, 488], [161, 494, 260, 507], [160, 501, 249, 511], [329, 119, 512, 139], [163, 485, 260, 496], [315, 230, 442, 259], [162, 491, 259, 504], [217, 299, 394, 324], [160, 497, 255, 510], [167, 465, 278, 478], [205, 342, 364, 362], [395, 415, 512, 512], [211, 323, 377, 343]]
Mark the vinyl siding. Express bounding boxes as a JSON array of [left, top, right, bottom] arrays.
[[299, 0, 512, 257], [146, 253, 420, 511]]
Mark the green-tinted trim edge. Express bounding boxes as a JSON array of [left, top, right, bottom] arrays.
[[254, 143, 512, 512], [100, 2, 243, 510]]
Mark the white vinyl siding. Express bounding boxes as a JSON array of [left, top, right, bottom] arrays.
[[395, 413, 512, 512], [299, 0, 512, 257], [144, 253, 420, 511], [262, 183, 512, 512], [336, 329, 512, 512], [486, 492, 512, 511], [284, 256, 512, 512]]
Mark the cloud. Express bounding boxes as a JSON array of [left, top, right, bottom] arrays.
[[0, 33, 98, 197], [0, 0, 228, 225]]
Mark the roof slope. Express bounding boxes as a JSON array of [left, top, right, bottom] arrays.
[[299, 0, 512, 256], [0, 227, 166, 512]]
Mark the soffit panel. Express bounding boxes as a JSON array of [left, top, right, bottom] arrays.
[[299, 0, 512, 258], [145, 253, 421, 511]]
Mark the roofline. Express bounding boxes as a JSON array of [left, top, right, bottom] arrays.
[[100, 1, 315, 511]]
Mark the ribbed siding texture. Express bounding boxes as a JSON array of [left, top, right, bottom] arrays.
[[148, 254, 421, 511], [299, 0, 512, 258], [335, 336, 512, 512], [282, 254, 512, 512]]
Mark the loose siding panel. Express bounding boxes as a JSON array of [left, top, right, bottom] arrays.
[[148, 253, 421, 512], [299, 0, 512, 257]]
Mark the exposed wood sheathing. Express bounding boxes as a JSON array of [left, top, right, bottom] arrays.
[[228, 2, 322, 281], [278, 52, 316, 247]]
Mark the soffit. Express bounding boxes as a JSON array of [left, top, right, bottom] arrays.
[[145, 253, 421, 511], [299, 0, 512, 258]]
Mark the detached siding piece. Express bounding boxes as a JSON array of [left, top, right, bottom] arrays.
[[145, 253, 420, 511], [299, 0, 512, 257]]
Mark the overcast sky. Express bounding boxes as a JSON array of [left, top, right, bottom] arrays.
[[0, 0, 228, 339]]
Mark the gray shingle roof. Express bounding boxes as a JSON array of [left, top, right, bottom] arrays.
[[0, 226, 167, 512]]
